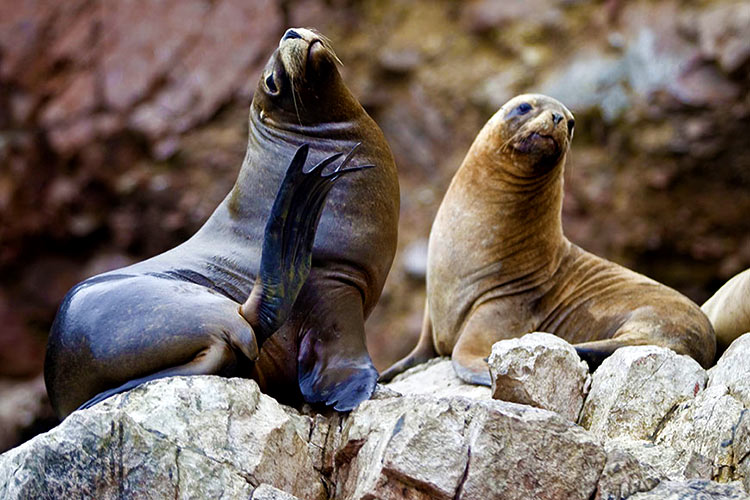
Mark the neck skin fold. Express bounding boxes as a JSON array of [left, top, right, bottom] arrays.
[[449, 133, 568, 289]]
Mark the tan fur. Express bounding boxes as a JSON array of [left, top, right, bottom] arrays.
[[382, 94, 715, 385], [702, 268, 750, 353]]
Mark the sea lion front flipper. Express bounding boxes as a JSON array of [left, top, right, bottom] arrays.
[[451, 338, 493, 387], [297, 280, 378, 412], [240, 143, 373, 343], [379, 300, 437, 382], [449, 301, 528, 386]]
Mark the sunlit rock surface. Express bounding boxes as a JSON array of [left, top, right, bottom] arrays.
[[4, 334, 750, 499], [488, 332, 590, 421]]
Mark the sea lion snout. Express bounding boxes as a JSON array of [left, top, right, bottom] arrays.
[[254, 28, 356, 128], [491, 94, 574, 169], [277, 27, 338, 80], [281, 29, 302, 41]]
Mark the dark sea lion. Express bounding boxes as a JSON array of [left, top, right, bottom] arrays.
[[381, 93, 714, 385], [702, 268, 750, 353], [45, 28, 399, 418]]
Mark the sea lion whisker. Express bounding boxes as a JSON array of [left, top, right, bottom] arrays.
[[499, 126, 530, 153], [307, 29, 342, 66], [291, 79, 303, 126]]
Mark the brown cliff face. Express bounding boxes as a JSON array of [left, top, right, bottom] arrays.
[[1, 0, 748, 449]]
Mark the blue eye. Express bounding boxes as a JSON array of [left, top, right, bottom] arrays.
[[516, 102, 532, 115]]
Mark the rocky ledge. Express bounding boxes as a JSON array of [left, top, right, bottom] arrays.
[[3, 334, 750, 499]]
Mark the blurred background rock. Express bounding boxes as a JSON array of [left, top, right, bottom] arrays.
[[0, 0, 748, 451]]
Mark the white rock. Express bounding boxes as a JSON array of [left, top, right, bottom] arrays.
[[401, 239, 429, 279], [334, 395, 605, 500], [604, 437, 712, 482], [594, 445, 662, 500], [488, 332, 591, 421], [0, 376, 326, 500], [580, 346, 707, 440], [4, 357, 745, 500], [655, 383, 750, 485], [386, 357, 492, 400], [709, 332, 750, 408], [252, 484, 301, 500], [628, 478, 748, 499]]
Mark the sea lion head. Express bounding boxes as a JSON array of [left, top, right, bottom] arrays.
[[252, 28, 363, 132], [487, 94, 575, 174]]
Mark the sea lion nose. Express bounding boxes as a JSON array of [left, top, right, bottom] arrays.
[[282, 29, 302, 41], [567, 118, 575, 136], [552, 112, 563, 126]]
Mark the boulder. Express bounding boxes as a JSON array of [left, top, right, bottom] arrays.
[[334, 396, 605, 500], [0, 376, 327, 500], [594, 445, 662, 500], [603, 437, 713, 484], [708, 332, 750, 408], [251, 484, 302, 500], [1, 374, 608, 500], [655, 384, 750, 484], [580, 346, 707, 440], [7, 335, 750, 499], [487, 332, 590, 421]]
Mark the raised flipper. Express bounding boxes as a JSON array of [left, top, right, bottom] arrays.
[[240, 143, 373, 344], [379, 301, 437, 382]]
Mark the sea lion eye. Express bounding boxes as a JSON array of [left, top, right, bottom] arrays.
[[265, 73, 278, 93], [516, 103, 532, 115]]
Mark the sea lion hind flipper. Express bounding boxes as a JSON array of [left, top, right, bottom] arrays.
[[573, 338, 628, 371], [76, 342, 235, 412], [379, 301, 437, 382], [240, 144, 370, 342]]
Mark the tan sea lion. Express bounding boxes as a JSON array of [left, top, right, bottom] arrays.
[[381, 94, 715, 385], [45, 28, 399, 418], [702, 268, 750, 353]]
